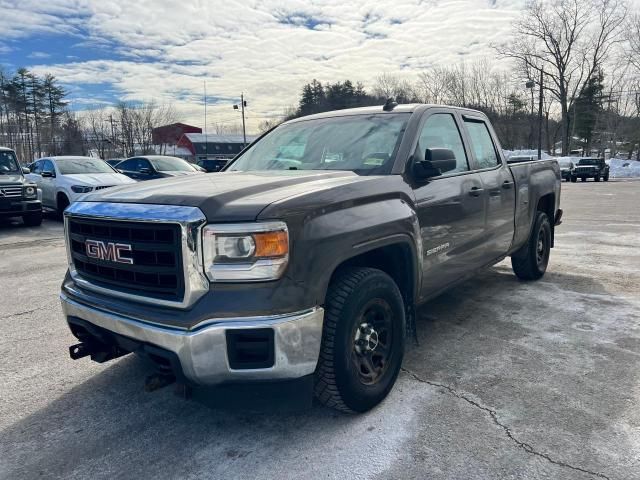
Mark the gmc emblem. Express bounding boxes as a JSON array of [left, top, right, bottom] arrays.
[[85, 239, 134, 265]]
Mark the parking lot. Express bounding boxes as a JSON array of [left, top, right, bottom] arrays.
[[1, 179, 639, 480]]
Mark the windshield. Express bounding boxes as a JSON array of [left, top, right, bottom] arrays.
[[57, 158, 116, 175], [578, 159, 599, 166], [0, 150, 20, 173], [149, 157, 196, 172], [227, 113, 409, 174]]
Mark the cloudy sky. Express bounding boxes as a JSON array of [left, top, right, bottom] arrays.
[[1, 0, 532, 131]]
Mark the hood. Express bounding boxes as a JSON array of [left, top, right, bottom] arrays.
[[80, 170, 388, 221], [0, 173, 24, 184], [65, 173, 136, 185], [161, 170, 202, 177]]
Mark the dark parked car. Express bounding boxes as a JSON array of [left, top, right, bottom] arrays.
[[571, 157, 609, 182], [0, 147, 42, 226], [61, 104, 561, 413], [557, 158, 575, 181], [116, 155, 203, 181], [196, 158, 229, 172]]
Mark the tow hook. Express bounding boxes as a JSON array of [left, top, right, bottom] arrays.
[[69, 341, 127, 363]]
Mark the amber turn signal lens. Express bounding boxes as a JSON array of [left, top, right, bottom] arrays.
[[254, 231, 288, 257]]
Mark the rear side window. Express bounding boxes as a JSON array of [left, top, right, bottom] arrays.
[[464, 119, 500, 169], [416, 114, 469, 173]]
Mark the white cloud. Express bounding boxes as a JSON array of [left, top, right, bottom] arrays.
[[12, 0, 639, 130]]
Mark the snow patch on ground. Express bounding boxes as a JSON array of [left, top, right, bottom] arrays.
[[607, 158, 640, 178]]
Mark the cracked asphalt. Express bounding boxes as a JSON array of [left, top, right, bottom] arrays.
[[1, 180, 639, 480]]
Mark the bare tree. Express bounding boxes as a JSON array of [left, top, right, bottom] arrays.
[[627, 14, 640, 72], [371, 73, 419, 102], [496, 0, 628, 154]]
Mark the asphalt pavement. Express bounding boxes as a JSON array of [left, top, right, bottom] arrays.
[[1, 180, 639, 480]]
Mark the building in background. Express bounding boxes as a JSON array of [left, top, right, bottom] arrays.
[[152, 123, 202, 146], [176, 133, 258, 162]]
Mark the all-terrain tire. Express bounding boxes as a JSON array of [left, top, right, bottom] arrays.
[[511, 211, 551, 281], [22, 211, 43, 227], [314, 267, 405, 413]]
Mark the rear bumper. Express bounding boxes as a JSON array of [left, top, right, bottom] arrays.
[[60, 292, 324, 385]]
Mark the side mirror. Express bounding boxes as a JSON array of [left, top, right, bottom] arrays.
[[139, 167, 151, 175], [413, 148, 457, 180], [41, 170, 55, 178], [21, 167, 30, 174]]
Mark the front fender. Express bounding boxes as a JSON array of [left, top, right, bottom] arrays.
[[290, 198, 421, 306]]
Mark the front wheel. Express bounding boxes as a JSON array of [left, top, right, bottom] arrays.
[[603, 174, 609, 182], [511, 211, 551, 280], [314, 267, 405, 413], [581, 177, 586, 182], [570, 176, 577, 183], [595, 175, 600, 182]]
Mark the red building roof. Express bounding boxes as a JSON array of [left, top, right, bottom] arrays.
[[152, 123, 202, 145]]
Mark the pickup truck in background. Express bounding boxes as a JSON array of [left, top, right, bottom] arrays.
[[0, 146, 42, 226], [60, 103, 562, 413], [571, 157, 609, 182]]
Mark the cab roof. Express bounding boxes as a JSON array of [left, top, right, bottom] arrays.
[[285, 103, 486, 124]]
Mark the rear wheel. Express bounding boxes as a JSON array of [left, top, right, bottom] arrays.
[[22, 211, 42, 227], [511, 211, 551, 281], [314, 267, 405, 413]]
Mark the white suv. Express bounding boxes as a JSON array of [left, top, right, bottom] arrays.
[[26, 156, 135, 214]]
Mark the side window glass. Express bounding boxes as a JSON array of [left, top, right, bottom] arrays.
[[139, 159, 152, 170], [118, 159, 137, 171], [32, 161, 43, 174], [464, 120, 500, 169], [416, 114, 469, 173], [43, 160, 55, 173]]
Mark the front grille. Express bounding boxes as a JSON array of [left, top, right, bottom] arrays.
[[68, 217, 184, 301], [94, 185, 114, 190], [0, 185, 22, 198], [575, 167, 594, 174]]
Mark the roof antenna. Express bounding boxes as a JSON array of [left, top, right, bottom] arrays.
[[383, 98, 398, 112]]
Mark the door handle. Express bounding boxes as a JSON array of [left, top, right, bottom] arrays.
[[469, 186, 484, 197], [502, 180, 514, 189]]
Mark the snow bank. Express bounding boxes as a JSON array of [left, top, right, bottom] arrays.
[[607, 158, 640, 178], [503, 149, 553, 160]]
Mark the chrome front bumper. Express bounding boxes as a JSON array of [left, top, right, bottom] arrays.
[[61, 292, 324, 385]]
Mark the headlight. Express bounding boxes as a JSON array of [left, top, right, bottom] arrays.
[[23, 185, 37, 198], [202, 222, 289, 282], [71, 185, 94, 193]]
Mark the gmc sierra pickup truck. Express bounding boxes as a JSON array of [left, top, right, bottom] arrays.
[[61, 103, 562, 413], [0, 146, 42, 226]]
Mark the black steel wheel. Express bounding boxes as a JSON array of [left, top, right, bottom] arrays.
[[314, 267, 405, 413], [511, 211, 551, 280]]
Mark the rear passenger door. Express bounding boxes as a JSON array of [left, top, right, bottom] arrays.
[[410, 110, 487, 300], [462, 116, 516, 261]]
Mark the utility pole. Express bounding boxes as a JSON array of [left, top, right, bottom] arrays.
[[204, 81, 208, 158], [234, 94, 247, 147], [537, 67, 544, 160], [526, 79, 535, 150]]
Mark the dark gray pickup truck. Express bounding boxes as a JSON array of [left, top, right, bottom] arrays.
[[61, 104, 561, 413]]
